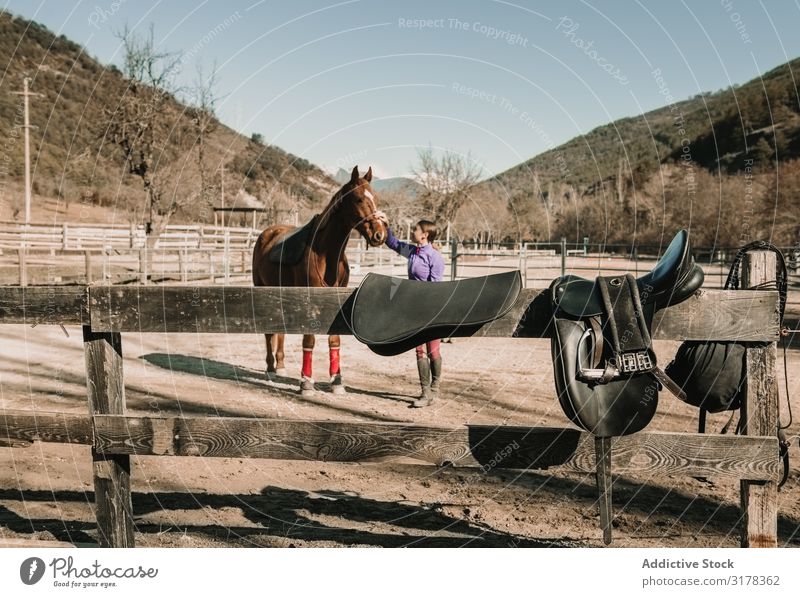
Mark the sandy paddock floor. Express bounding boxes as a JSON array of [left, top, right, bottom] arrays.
[[1, 315, 799, 548]]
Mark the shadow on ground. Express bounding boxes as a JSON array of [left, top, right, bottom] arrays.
[[0, 486, 570, 548]]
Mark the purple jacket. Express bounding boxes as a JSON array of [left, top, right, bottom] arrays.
[[385, 227, 445, 282]]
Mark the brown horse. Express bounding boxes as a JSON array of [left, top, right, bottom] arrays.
[[252, 165, 387, 395]]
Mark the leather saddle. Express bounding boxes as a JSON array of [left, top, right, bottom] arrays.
[[268, 216, 318, 266], [350, 270, 522, 356], [550, 229, 704, 437], [549, 229, 704, 544]]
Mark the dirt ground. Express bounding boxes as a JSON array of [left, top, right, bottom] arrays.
[[1, 316, 799, 549]]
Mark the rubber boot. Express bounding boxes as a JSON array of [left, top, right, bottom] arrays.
[[429, 356, 442, 401], [412, 358, 432, 408]]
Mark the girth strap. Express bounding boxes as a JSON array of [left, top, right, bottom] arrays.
[[597, 273, 654, 374]]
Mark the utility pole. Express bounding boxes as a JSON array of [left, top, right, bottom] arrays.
[[12, 77, 43, 226]]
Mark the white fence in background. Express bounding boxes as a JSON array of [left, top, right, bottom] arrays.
[[0, 221, 797, 306]]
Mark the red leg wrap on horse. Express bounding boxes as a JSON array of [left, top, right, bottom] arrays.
[[329, 347, 340, 377], [427, 339, 441, 360], [302, 348, 313, 378]]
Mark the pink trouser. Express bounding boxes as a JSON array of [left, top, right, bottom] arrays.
[[415, 339, 441, 360]]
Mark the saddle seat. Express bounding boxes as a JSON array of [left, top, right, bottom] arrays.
[[552, 230, 705, 317], [350, 270, 522, 356], [268, 216, 318, 266]]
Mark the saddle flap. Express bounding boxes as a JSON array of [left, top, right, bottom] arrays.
[[550, 275, 604, 317], [351, 271, 522, 355], [552, 317, 659, 437]]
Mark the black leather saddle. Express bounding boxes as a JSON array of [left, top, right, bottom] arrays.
[[268, 216, 318, 266], [550, 229, 704, 437], [351, 270, 522, 356], [549, 229, 704, 544]]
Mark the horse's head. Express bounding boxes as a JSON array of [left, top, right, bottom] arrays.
[[336, 165, 387, 247]]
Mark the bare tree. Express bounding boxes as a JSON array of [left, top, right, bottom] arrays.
[[190, 62, 219, 213], [103, 24, 182, 237], [412, 147, 482, 224]]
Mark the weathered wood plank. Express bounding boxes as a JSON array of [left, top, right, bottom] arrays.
[[0, 538, 76, 548], [0, 286, 87, 325], [650, 288, 780, 341], [740, 251, 779, 548], [83, 326, 135, 549], [87, 285, 779, 340], [92, 415, 781, 481], [0, 411, 92, 445], [0, 409, 779, 481]]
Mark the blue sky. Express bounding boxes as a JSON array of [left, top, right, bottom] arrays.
[[5, 0, 800, 179]]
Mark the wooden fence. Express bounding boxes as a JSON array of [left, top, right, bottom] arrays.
[[0, 252, 785, 547], [0, 221, 393, 285], [0, 221, 259, 251]]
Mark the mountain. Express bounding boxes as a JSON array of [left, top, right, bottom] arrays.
[[332, 168, 425, 196], [370, 177, 426, 196], [478, 58, 800, 246], [487, 58, 800, 199], [0, 11, 337, 224]]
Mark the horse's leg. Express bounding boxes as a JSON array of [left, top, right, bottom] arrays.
[[300, 334, 315, 396], [265, 334, 276, 383], [275, 333, 286, 376], [328, 335, 345, 395]]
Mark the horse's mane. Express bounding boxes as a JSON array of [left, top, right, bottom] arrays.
[[316, 183, 348, 232]]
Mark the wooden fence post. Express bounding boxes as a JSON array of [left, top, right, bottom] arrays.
[[83, 323, 135, 548], [85, 250, 93, 284], [740, 250, 779, 548], [17, 249, 26, 287], [139, 249, 147, 285], [102, 249, 110, 283], [450, 238, 458, 281], [179, 250, 187, 283], [223, 230, 230, 284]]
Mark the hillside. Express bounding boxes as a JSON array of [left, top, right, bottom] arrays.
[[332, 168, 425, 196], [0, 12, 337, 226], [481, 58, 800, 246]]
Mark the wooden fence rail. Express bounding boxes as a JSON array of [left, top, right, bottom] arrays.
[[0, 251, 784, 547], [0, 410, 780, 479], [0, 286, 780, 339], [0, 221, 259, 250]]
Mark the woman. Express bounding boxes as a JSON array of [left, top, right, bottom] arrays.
[[383, 220, 446, 407]]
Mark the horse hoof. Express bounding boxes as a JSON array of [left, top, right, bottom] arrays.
[[330, 374, 346, 395], [275, 368, 287, 377], [265, 370, 277, 383], [299, 377, 315, 396]]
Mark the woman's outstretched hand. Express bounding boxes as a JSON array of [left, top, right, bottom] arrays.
[[374, 210, 389, 225]]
